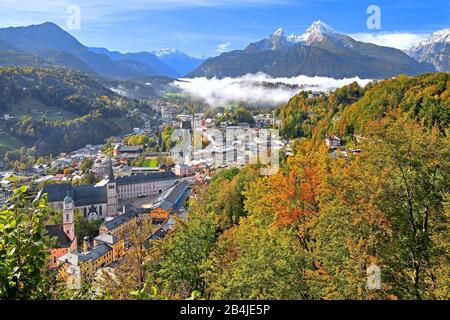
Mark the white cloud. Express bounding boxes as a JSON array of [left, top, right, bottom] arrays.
[[349, 32, 429, 50], [216, 42, 231, 52], [172, 73, 372, 107]]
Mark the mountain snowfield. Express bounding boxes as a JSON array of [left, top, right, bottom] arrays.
[[299, 20, 346, 45], [406, 28, 450, 72], [257, 21, 350, 48], [151, 48, 203, 76]]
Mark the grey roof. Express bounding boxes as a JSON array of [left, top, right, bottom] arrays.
[[85, 244, 112, 262], [58, 252, 91, 265], [115, 171, 178, 186], [152, 180, 189, 212], [41, 183, 106, 206], [74, 185, 106, 206], [103, 211, 138, 230], [149, 227, 167, 241], [45, 224, 73, 248], [119, 145, 142, 152], [59, 245, 112, 265], [95, 233, 119, 245], [42, 184, 74, 203], [181, 120, 192, 129]]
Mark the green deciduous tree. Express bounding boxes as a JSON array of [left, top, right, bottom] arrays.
[[0, 187, 59, 299]]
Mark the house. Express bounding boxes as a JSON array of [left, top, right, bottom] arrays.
[[150, 180, 190, 223], [93, 233, 125, 261], [57, 234, 124, 285], [113, 144, 143, 159], [99, 211, 139, 238], [174, 163, 190, 177], [325, 135, 342, 149]]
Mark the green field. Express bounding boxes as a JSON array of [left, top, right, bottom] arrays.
[[142, 158, 159, 167], [5, 174, 26, 182]]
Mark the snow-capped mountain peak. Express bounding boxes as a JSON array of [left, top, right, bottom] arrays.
[[406, 27, 450, 72], [153, 48, 181, 58], [416, 28, 450, 47], [301, 20, 339, 44], [264, 27, 289, 50], [151, 48, 204, 76], [271, 28, 285, 38]]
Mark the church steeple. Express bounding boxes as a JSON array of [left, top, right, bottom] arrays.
[[63, 192, 75, 242], [107, 157, 114, 181]]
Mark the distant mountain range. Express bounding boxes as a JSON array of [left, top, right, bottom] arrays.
[[188, 21, 437, 79], [0, 22, 202, 79], [405, 28, 450, 72], [152, 48, 203, 77], [0, 21, 447, 82], [87, 47, 179, 78]]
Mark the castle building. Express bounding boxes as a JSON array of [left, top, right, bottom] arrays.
[[45, 194, 77, 269]]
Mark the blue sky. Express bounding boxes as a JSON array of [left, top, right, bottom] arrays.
[[0, 0, 448, 57]]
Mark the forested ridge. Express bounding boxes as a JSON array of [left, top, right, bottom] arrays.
[[279, 72, 449, 140], [0, 67, 149, 156]]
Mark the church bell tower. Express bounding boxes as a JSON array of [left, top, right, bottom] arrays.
[[63, 192, 75, 242], [106, 157, 118, 216]]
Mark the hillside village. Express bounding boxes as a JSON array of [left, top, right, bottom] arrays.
[[0, 103, 311, 287], [0, 8, 448, 303], [0, 91, 365, 288]]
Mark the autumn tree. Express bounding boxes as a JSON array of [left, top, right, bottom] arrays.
[[204, 214, 310, 299], [100, 218, 154, 300], [148, 200, 217, 299]]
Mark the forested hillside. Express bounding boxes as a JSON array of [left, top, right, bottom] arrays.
[[279, 72, 450, 140], [0, 67, 149, 156]]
